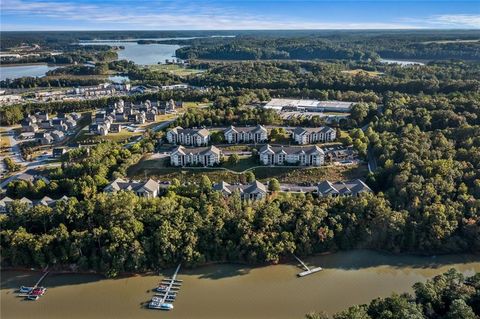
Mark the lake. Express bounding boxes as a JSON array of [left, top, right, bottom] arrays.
[[79, 38, 186, 65], [0, 64, 59, 81], [2, 250, 479, 319]]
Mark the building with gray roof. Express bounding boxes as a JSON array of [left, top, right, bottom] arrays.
[[259, 144, 324, 166], [317, 179, 372, 197], [224, 125, 268, 144], [213, 180, 268, 200], [170, 145, 222, 167], [292, 127, 336, 144], [104, 178, 160, 198], [167, 126, 210, 146]]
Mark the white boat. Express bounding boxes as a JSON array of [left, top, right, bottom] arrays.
[[19, 286, 33, 293], [149, 301, 174, 311], [160, 303, 174, 311], [26, 295, 39, 301], [149, 302, 162, 309]]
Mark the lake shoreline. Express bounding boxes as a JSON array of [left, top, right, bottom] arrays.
[[2, 249, 479, 278], [0, 63, 72, 68], [2, 250, 479, 319]]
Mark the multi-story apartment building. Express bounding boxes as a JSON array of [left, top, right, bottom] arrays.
[[170, 145, 222, 167], [166, 127, 210, 146], [224, 125, 268, 144], [259, 144, 324, 166], [292, 127, 336, 144]]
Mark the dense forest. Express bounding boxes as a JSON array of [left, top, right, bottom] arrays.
[[0, 45, 117, 65], [1, 30, 480, 280], [2, 94, 480, 274], [307, 269, 480, 319], [172, 33, 480, 61], [188, 60, 480, 95], [2, 30, 479, 62], [3, 59, 479, 124]]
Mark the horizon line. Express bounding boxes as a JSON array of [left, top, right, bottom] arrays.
[[2, 28, 480, 32]]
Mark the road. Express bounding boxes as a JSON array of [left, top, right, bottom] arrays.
[[4, 126, 24, 164], [361, 105, 383, 173], [279, 183, 317, 193], [367, 149, 378, 173], [0, 126, 62, 189], [0, 161, 61, 190]]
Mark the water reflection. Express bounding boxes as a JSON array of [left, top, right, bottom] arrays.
[[2, 250, 479, 319]]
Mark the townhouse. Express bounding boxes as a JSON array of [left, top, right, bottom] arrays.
[[259, 144, 325, 166], [170, 145, 222, 167], [317, 179, 372, 197], [166, 127, 210, 146], [0, 195, 71, 213], [104, 178, 160, 198], [35, 132, 54, 145], [224, 125, 268, 144], [292, 126, 336, 144], [50, 130, 64, 142], [212, 180, 268, 200]]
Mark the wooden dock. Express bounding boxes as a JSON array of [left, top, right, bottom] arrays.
[[294, 255, 322, 277]]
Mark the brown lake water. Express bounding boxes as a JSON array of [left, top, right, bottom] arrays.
[[2, 250, 479, 319]]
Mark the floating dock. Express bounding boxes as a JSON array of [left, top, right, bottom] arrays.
[[294, 255, 322, 277], [18, 266, 49, 300], [149, 264, 182, 311]]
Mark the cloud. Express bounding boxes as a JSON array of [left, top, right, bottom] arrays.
[[1, 0, 479, 30], [400, 14, 480, 29], [430, 14, 480, 28]]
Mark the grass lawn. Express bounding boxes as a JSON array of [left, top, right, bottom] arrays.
[[219, 145, 252, 152], [222, 156, 257, 172], [147, 64, 204, 76], [341, 69, 383, 77], [182, 101, 211, 110], [250, 164, 368, 183], [73, 129, 140, 144], [339, 130, 350, 138], [0, 128, 11, 156]]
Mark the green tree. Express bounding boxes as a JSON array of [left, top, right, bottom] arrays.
[[228, 154, 240, 166], [269, 178, 280, 192], [445, 299, 476, 319], [334, 306, 371, 319], [244, 171, 256, 183]]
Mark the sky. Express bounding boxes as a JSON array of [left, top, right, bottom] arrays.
[[1, 0, 479, 31]]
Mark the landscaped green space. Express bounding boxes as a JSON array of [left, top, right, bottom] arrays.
[[73, 129, 141, 144], [0, 128, 11, 156], [182, 101, 211, 109], [127, 153, 367, 184], [147, 64, 204, 76]]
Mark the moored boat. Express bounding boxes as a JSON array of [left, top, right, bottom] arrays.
[[30, 287, 47, 296], [26, 295, 39, 301], [160, 303, 174, 311], [155, 285, 168, 292], [19, 286, 34, 293]]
